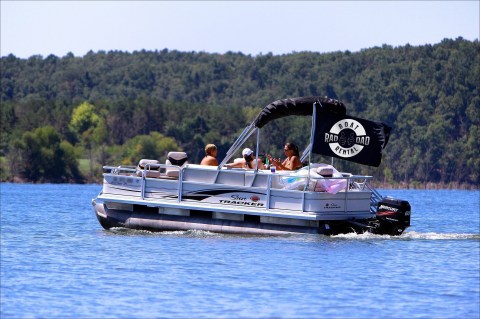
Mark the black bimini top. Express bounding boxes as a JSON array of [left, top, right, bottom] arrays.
[[253, 96, 347, 128]]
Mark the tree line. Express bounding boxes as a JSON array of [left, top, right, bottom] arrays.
[[1, 37, 478, 187]]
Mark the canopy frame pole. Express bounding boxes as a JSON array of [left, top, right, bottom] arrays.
[[254, 128, 261, 173], [219, 123, 257, 167], [225, 124, 253, 156], [303, 102, 318, 192], [300, 144, 311, 163], [245, 128, 262, 187]]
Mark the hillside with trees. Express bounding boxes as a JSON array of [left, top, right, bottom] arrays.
[[1, 37, 478, 188]]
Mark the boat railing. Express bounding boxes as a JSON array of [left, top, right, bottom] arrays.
[[364, 182, 383, 214], [102, 164, 377, 213], [103, 163, 174, 176], [103, 165, 137, 175], [103, 164, 373, 186]]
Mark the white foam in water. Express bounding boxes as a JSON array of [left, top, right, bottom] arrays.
[[106, 227, 159, 236], [178, 229, 223, 237], [331, 232, 391, 240], [145, 229, 225, 238], [104, 227, 218, 237], [331, 231, 480, 240], [402, 231, 480, 240], [106, 227, 479, 240]]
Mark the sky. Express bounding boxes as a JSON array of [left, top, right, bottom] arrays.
[[1, 1, 479, 58]]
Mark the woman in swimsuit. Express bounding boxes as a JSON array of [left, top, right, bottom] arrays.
[[267, 143, 303, 171]]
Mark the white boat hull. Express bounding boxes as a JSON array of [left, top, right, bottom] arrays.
[[92, 164, 411, 235]]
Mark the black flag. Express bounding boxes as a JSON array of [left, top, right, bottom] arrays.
[[312, 108, 391, 167]]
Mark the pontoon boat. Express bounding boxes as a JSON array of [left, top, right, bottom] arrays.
[[92, 96, 411, 236]]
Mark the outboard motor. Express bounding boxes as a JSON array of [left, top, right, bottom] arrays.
[[374, 197, 411, 235]]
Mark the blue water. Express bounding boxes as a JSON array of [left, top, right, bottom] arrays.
[[1, 183, 479, 319]]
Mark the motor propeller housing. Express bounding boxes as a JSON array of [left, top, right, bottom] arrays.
[[375, 197, 411, 235]]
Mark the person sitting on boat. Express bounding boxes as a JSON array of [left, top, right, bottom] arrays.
[[267, 143, 303, 171], [200, 144, 219, 166], [225, 148, 265, 169]]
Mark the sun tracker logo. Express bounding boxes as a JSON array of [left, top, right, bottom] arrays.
[[324, 119, 370, 158]]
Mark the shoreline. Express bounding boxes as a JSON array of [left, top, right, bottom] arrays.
[[372, 181, 478, 191]]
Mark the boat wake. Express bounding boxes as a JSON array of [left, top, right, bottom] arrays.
[[104, 227, 225, 238], [104, 228, 479, 241], [331, 231, 480, 240]]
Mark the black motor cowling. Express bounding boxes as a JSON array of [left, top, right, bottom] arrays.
[[374, 197, 411, 235]]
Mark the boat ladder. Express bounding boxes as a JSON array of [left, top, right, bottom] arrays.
[[365, 183, 383, 214]]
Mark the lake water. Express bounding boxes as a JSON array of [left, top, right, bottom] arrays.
[[1, 183, 479, 318]]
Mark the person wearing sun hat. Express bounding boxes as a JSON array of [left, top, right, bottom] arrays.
[[225, 148, 265, 169]]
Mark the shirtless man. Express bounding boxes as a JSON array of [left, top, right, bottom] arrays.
[[200, 144, 219, 166]]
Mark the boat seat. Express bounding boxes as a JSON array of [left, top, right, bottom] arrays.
[[165, 152, 188, 178], [317, 167, 333, 178], [313, 165, 347, 194], [136, 159, 161, 178]]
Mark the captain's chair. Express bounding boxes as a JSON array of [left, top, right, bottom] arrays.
[[165, 152, 188, 178]]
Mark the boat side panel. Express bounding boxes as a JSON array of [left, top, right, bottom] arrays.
[[103, 175, 142, 196], [183, 165, 218, 183], [100, 171, 372, 218], [103, 174, 180, 200], [304, 191, 371, 213], [143, 178, 180, 200], [268, 189, 371, 213], [181, 182, 267, 208]]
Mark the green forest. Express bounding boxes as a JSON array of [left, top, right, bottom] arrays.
[[1, 37, 479, 188]]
